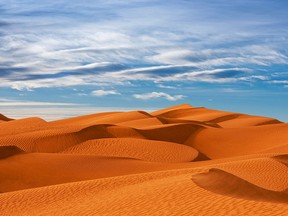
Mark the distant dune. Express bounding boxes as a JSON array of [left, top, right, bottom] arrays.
[[0, 104, 287, 215]]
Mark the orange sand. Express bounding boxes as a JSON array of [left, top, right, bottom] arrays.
[[0, 104, 287, 215]]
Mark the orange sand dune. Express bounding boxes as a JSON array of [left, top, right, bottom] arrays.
[[61, 138, 199, 162], [192, 168, 288, 203], [218, 115, 282, 128], [50, 110, 151, 126], [117, 117, 164, 128], [189, 123, 288, 158], [50, 111, 120, 125], [0, 104, 287, 215], [150, 103, 193, 116], [0, 117, 47, 137], [0, 152, 198, 193], [152, 105, 281, 128]]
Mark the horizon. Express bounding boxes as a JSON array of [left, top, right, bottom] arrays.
[[1, 103, 287, 123], [1, 0, 288, 121]]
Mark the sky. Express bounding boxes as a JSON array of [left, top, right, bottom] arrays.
[[0, 0, 288, 121]]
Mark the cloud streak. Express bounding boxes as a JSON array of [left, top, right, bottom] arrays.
[[133, 92, 185, 101], [91, 90, 121, 96]]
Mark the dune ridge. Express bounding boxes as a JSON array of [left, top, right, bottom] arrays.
[[0, 104, 287, 215]]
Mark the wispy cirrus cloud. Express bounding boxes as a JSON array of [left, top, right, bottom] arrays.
[[101, 67, 253, 83], [270, 80, 288, 84], [1, 43, 287, 91], [157, 83, 177, 89], [91, 89, 121, 96], [0, 67, 253, 92], [133, 92, 185, 101], [1, 0, 288, 92]]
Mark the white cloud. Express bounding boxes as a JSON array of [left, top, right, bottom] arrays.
[[91, 89, 121, 96], [8, 76, 87, 91], [149, 45, 288, 68], [157, 83, 177, 89], [77, 93, 88, 96], [150, 49, 195, 65], [270, 80, 288, 84], [133, 92, 185, 101], [156, 68, 252, 83]]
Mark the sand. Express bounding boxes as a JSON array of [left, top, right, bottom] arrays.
[[0, 104, 287, 215]]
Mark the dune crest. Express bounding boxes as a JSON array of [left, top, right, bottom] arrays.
[[0, 104, 287, 215]]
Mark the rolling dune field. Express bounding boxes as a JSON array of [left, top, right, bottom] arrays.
[[0, 104, 287, 215]]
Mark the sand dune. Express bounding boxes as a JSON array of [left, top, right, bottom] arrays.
[[189, 123, 288, 158], [62, 138, 199, 162], [50, 111, 151, 126], [0, 152, 197, 193], [0, 104, 287, 215], [218, 115, 282, 128], [192, 168, 288, 203], [0, 117, 47, 137], [152, 105, 281, 128], [150, 103, 193, 116]]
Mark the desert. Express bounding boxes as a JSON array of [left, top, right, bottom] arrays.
[[0, 104, 287, 215]]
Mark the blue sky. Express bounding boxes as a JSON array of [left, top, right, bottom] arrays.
[[0, 0, 288, 121]]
